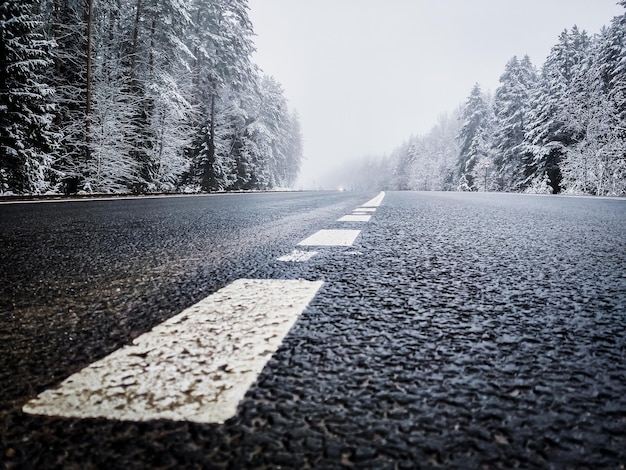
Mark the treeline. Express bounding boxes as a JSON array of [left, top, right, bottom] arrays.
[[0, 0, 302, 195], [346, 4, 626, 196]]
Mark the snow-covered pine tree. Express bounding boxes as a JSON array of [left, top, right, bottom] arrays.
[[410, 137, 433, 191], [145, 0, 195, 191], [405, 139, 425, 191], [523, 27, 591, 193], [282, 110, 304, 187], [0, 0, 55, 194], [116, 0, 196, 193], [253, 75, 301, 189], [604, 1, 626, 123], [186, 0, 257, 192], [391, 141, 416, 191], [228, 75, 284, 190], [82, 0, 141, 193], [491, 55, 537, 191], [457, 83, 492, 191], [560, 17, 626, 195], [38, 0, 91, 193], [423, 111, 461, 191], [222, 86, 259, 190]]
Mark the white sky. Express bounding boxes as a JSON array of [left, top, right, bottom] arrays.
[[247, 0, 624, 189]]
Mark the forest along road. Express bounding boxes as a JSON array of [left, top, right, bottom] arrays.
[[1, 191, 626, 469]]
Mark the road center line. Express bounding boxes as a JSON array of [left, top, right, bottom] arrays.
[[297, 229, 361, 246], [338, 214, 371, 222], [277, 249, 318, 262], [362, 191, 385, 207], [23, 279, 323, 424]]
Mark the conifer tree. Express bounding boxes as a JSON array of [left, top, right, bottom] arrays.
[[283, 110, 304, 187], [0, 0, 55, 194], [457, 83, 492, 190], [492, 55, 537, 190], [524, 27, 591, 193], [560, 12, 626, 195], [187, 0, 256, 191], [39, 0, 91, 193]]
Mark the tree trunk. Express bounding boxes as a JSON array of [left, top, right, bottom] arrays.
[[148, 14, 156, 76], [130, 0, 142, 91], [201, 90, 217, 192], [85, 0, 94, 162]]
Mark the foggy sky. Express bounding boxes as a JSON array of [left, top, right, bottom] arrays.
[[247, 0, 624, 189]]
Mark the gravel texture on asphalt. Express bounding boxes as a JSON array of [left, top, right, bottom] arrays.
[[1, 191, 625, 469]]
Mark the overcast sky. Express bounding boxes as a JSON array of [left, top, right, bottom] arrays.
[[247, 1, 624, 189]]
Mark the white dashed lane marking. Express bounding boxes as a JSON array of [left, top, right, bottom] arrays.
[[362, 191, 385, 207], [337, 214, 371, 222], [297, 229, 361, 246], [23, 279, 323, 424], [25, 192, 386, 424], [277, 249, 318, 262]]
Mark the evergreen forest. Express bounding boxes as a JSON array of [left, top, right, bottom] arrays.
[[341, 4, 626, 196], [2, 1, 626, 196], [1, 0, 302, 195]]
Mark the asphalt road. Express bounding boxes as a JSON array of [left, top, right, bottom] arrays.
[[1, 191, 625, 469]]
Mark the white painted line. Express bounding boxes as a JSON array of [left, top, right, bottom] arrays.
[[354, 207, 376, 213], [362, 191, 385, 207], [277, 249, 318, 262], [23, 279, 323, 424], [338, 215, 371, 222], [297, 229, 361, 246]]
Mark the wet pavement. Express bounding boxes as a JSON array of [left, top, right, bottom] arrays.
[[1, 191, 625, 469]]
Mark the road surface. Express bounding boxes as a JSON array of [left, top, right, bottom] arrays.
[[1, 191, 625, 469]]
